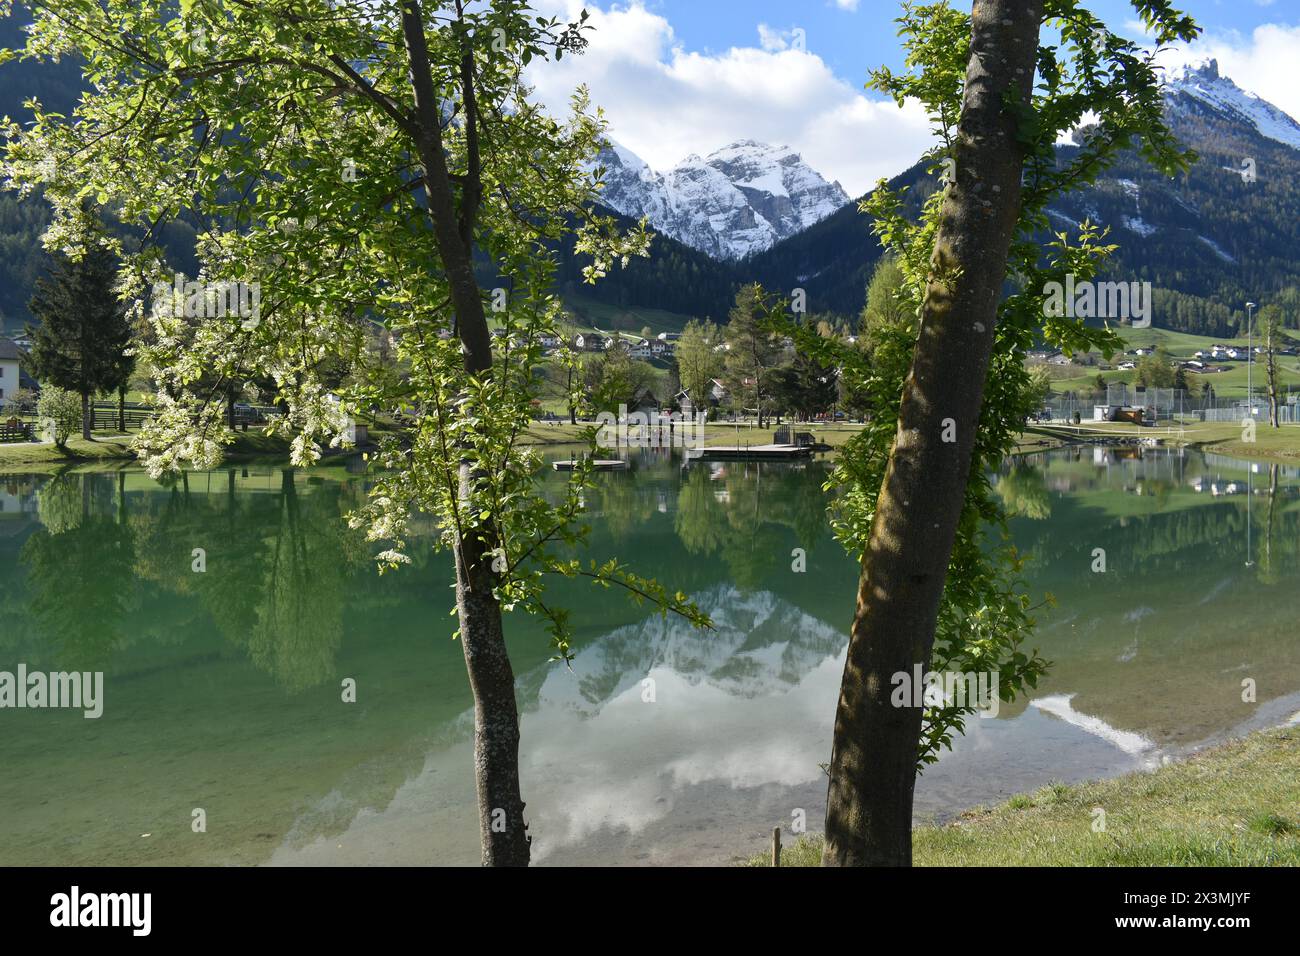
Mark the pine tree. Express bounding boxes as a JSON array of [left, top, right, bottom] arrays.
[[723, 283, 782, 427], [26, 226, 133, 441]]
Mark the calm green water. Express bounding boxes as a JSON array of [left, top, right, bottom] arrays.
[[0, 446, 1297, 865]]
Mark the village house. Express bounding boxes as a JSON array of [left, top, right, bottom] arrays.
[[0, 337, 25, 405], [629, 386, 659, 415]]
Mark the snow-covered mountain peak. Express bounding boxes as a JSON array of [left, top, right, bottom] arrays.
[[1164, 58, 1300, 151], [590, 137, 849, 260], [1169, 57, 1221, 84]]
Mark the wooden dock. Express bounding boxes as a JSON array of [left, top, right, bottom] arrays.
[[695, 443, 813, 461], [552, 459, 628, 471]]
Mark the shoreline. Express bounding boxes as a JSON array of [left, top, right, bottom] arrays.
[[5, 419, 1298, 474], [747, 725, 1300, 866]]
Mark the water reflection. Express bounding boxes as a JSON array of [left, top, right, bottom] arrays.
[[0, 446, 1297, 865]]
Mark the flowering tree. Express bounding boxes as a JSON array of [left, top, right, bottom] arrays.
[[3, 0, 708, 866]]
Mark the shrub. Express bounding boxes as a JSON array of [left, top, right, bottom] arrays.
[[36, 385, 81, 450]]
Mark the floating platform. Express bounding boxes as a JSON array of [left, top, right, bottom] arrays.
[[695, 444, 813, 461], [552, 459, 628, 471]]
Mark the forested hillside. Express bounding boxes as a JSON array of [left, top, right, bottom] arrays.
[[745, 62, 1300, 335]]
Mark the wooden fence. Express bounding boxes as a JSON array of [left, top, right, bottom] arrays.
[[0, 420, 34, 442], [90, 402, 280, 431]]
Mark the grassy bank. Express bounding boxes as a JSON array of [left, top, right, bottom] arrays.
[[1179, 422, 1300, 462], [0, 430, 299, 472], [6, 417, 1291, 471], [519, 420, 869, 448], [748, 727, 1300, 866], [0, 435, 137, 468], [1032, 420, 1300, 463]]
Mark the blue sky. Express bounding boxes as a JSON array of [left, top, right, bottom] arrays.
[[529, 0, 1300, 194], [635, 0, 1296, 84]]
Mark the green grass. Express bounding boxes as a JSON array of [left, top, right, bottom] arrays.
[[1051, 364, 1300, 400], [1033, 419, 1300, 462], [0, 435, 137, 468], [7, 414, 1292, 471], [1118, 327, 1243, 353], [748, 727, 1300, 866], [1187, 363, 1300, 399], [1046, 325, 1300, 399], [1184, 421, 1300, 461], [518, 420, 874, 448], [0, 429, 315, 472]]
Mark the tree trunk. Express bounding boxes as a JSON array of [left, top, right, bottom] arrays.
[[402, 0, 529, 867], [1265, 324, 1279, 428], [81, 391, 92, 441], [454, 471, 530, 865], [822, 0, 1044, 867], [568, 365, 577, 425], [118, 388, 126, 433]]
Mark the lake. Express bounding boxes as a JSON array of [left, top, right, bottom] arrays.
[[1, 445, 1297, 865]]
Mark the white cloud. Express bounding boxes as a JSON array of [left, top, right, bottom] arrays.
[[525, 1, 935, 197], [835, 0, 862, 10], [1152, 23, 1300, 123], [756, 23, 799, 53]]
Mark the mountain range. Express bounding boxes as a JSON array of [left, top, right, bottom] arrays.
[[0, 15, 1295, 341], [571, 58, 1300, 336], [1038, 59, 1300, 335], [590, 139, 849, 260]]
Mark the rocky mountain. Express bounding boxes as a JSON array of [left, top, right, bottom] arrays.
[[0, 24, 1296, 341], [742, 59, 1300, 337], [1163, 59, 1300, 152], [590, 139, 849, 261]]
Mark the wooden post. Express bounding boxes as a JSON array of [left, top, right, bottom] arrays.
[[772, 826, 781, 868]]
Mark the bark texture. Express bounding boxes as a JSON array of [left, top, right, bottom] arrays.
[[822, 0, 1045, 867], [401, 1, 530, 867]]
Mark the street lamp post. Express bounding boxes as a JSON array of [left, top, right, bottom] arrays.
[[1245, 301, 1257, 415]]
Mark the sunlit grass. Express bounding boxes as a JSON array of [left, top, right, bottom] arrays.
[[746, 728, 1300, 866]]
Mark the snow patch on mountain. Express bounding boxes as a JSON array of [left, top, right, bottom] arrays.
[[590, 139, 849, 260], [1046, 208, 1081, 229], [1123, 216, 1158, 237], [1165, 59, 1300, 151], [1198, 235, 1235, 263]]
